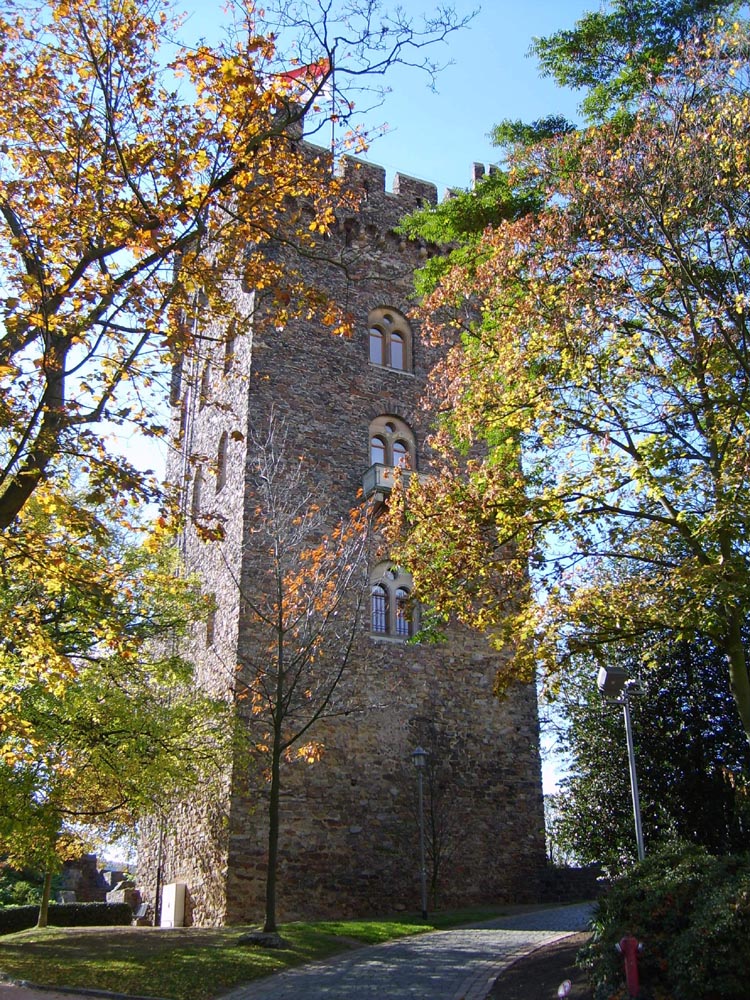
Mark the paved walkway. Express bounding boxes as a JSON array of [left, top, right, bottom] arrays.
[[0, 903, 593, 1000], [221, 902, 593, 1000]]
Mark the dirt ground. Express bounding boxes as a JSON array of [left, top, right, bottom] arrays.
[[489, 932, 593, 999]]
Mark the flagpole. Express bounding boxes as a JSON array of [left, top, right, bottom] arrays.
[[329, 57, 336, 166]]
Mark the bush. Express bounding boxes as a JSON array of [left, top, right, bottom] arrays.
[[0, 901, 133, 936], [581, 843, 750, 1000], [0, 906, 38, 935], [0, 872, 43, 907]]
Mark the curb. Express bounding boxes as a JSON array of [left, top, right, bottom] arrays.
[[0, 975, 169, 1000]]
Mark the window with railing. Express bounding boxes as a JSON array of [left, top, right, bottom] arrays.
[[368, 416, 415, 468], [364, 416, 419, 500]]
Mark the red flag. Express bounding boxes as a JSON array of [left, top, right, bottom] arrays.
[[278, 59, 330, 83]]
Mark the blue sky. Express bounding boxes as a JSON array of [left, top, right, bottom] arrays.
[[183, 1, 595, 195], [353, 0, 594, 193]]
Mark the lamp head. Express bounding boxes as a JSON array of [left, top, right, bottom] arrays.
[[596, 665, 629, 699]]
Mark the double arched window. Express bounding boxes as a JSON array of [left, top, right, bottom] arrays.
[[369, 415, 416, 469], [370, 564, 415, 638], [368, 308, 412, 372]]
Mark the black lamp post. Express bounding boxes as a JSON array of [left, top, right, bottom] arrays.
[[411, 746, 428, 919]]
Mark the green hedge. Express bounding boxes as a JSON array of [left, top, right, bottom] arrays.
[[0, 901, 133, 936], [582, 844, 750, 1000]]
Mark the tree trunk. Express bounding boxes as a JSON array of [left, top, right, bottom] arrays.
[[263, 739, 282, 933], [0, 355, 66, 531], [725, 608, 750, 747], [36, 870, 52, 928]]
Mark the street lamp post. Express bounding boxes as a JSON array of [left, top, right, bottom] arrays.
[[597, 666, 645, 862], [411, 746, 428, 920]]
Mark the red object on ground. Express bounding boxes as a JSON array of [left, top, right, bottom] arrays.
[[617, 935, 642, 996]]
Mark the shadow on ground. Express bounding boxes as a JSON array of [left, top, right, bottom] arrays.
[[489, 932, 593, 1000]]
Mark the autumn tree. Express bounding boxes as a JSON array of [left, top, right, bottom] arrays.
[[0, 0, 471, 753], [0, 0, 470, 533], [0, 490, 234, 927], [222, 419, 371, 934], [390, 25, 750, 744]]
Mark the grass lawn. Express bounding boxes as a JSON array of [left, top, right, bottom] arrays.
[[0, 906, 516, 1000]]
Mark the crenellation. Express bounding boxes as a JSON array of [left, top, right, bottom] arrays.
[[472, 161, 486, 185], [336, 155, 386, 194], [472, 162, 500, 188], [392, 172, 438, 206], [336, 155, 438, 213]]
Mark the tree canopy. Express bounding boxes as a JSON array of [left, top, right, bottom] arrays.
[[390, 23, 750, 743], [532, 0, 741, 122], [399, 1, 741, 294], [0, 491, 235, 924], [0, 0, 470, 532], [0, 0, 470, 797]]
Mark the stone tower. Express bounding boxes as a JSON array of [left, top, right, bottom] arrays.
[[139, 152, 547, 926]]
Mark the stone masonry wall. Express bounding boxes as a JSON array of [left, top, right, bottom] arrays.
[[143, 150, 547, 925], [137, 279, 253, 926]]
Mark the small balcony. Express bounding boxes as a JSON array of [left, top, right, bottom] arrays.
[[362, 463, 427, 501]]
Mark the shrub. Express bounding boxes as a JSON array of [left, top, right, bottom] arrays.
[[581, 843, 750, 1000], [0, 901, 133, 936], [0, 906, 38, 935], [0, 874, 42, 907]]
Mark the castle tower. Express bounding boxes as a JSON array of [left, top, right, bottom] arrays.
[[139, 154, 547, 925]]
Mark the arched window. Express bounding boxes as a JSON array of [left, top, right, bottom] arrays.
[[370, 435, 386, 465], [368, 308, 412, 372], [390, 332, 405, 370], [216, 432, 228, 492], [393, 440, 409, 467], [199, 360, 211, 410], [369, 564, 416, 639], [369, 327, 385, 365], [368, 416, 416, 469], [371, 583, 388, 633], [192, 466, 203, 517]]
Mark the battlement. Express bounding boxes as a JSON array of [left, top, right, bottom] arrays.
[[393, 170, 438, 206], [337, 155, 438, 207], [293, 105, 484, 207], [471, 162, 499, 187]]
